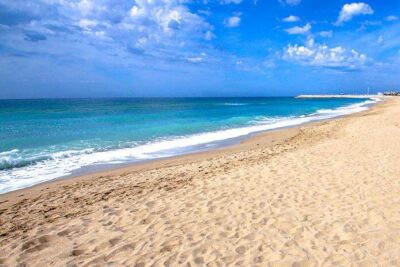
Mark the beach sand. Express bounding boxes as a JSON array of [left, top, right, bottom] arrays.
[[1, 97, 400, 266]]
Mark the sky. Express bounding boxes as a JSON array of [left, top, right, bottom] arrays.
[[0, 0, 399, 98]]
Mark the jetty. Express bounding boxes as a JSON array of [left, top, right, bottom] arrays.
[[296, 94, 385, 99]]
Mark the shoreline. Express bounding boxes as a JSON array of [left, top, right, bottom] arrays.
[[1, 97, 399, 266], [0, 97, 380, 197], [0, 97, 384, 204], [0, 117, 303, 206], [0, 98, 390, 209]]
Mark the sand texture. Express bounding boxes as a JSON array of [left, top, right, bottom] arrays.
[[1, 98, 400, 266]]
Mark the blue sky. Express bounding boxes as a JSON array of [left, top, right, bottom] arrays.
[[0, 0, 399, 98]]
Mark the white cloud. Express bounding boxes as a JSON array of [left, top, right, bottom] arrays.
[[306, 37, 314, 47], [187, 52, 207, 63], [283, 40, 368, 70], [283, 15, 300, 22], [336, 2, 373, 25], [225, 15, 241, 27], [285, 23, 311, 35], [385, 15, 399, 21], [78, 19, 99, 30], [0, 0, 217, 69], [319, 30, 333, 38], [377, 35, 384, 44], [187, 57, 203, 63], [204, 30, 215, 40], [127, 2, 193, 33], [115, 0, 215, 51]]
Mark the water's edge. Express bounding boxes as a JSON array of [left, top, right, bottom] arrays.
[[0, 97, 381, 195]]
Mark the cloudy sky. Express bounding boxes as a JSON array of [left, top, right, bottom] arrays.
[[0, 0, 399, 98]]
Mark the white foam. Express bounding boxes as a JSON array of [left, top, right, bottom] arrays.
[[218, 103, 248, 106], [0, 149, 19, 156], [0, 98, 379, 194]]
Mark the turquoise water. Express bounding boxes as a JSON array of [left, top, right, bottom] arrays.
[[0, 97, 376, 193]]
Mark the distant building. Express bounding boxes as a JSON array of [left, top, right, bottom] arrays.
[[383, 91, 400, 96]]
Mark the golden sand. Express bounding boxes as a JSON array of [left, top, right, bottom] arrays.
[[1, 97, 400, 266]]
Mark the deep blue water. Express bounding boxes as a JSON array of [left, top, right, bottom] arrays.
[[0, 97, 375, 193]]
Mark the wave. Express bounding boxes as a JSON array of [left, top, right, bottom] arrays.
[[0, 148, 98, 171], [0, 98, 379, 193], [313, 98, 378, 117], [218, 103, 248, 106], [0, 149, 19, 156]]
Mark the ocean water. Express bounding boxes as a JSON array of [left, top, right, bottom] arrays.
[[0, 97, 378, 193]]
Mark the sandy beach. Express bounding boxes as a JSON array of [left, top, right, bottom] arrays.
[[1, 97, 400, 266]]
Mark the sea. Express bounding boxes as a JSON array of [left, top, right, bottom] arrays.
[[0, 97, 379, 193]]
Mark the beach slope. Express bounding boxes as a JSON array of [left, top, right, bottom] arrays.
[[1, 97, 400, 266]]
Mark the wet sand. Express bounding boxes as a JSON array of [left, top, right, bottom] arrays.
[[1, 97, 400, 266]]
